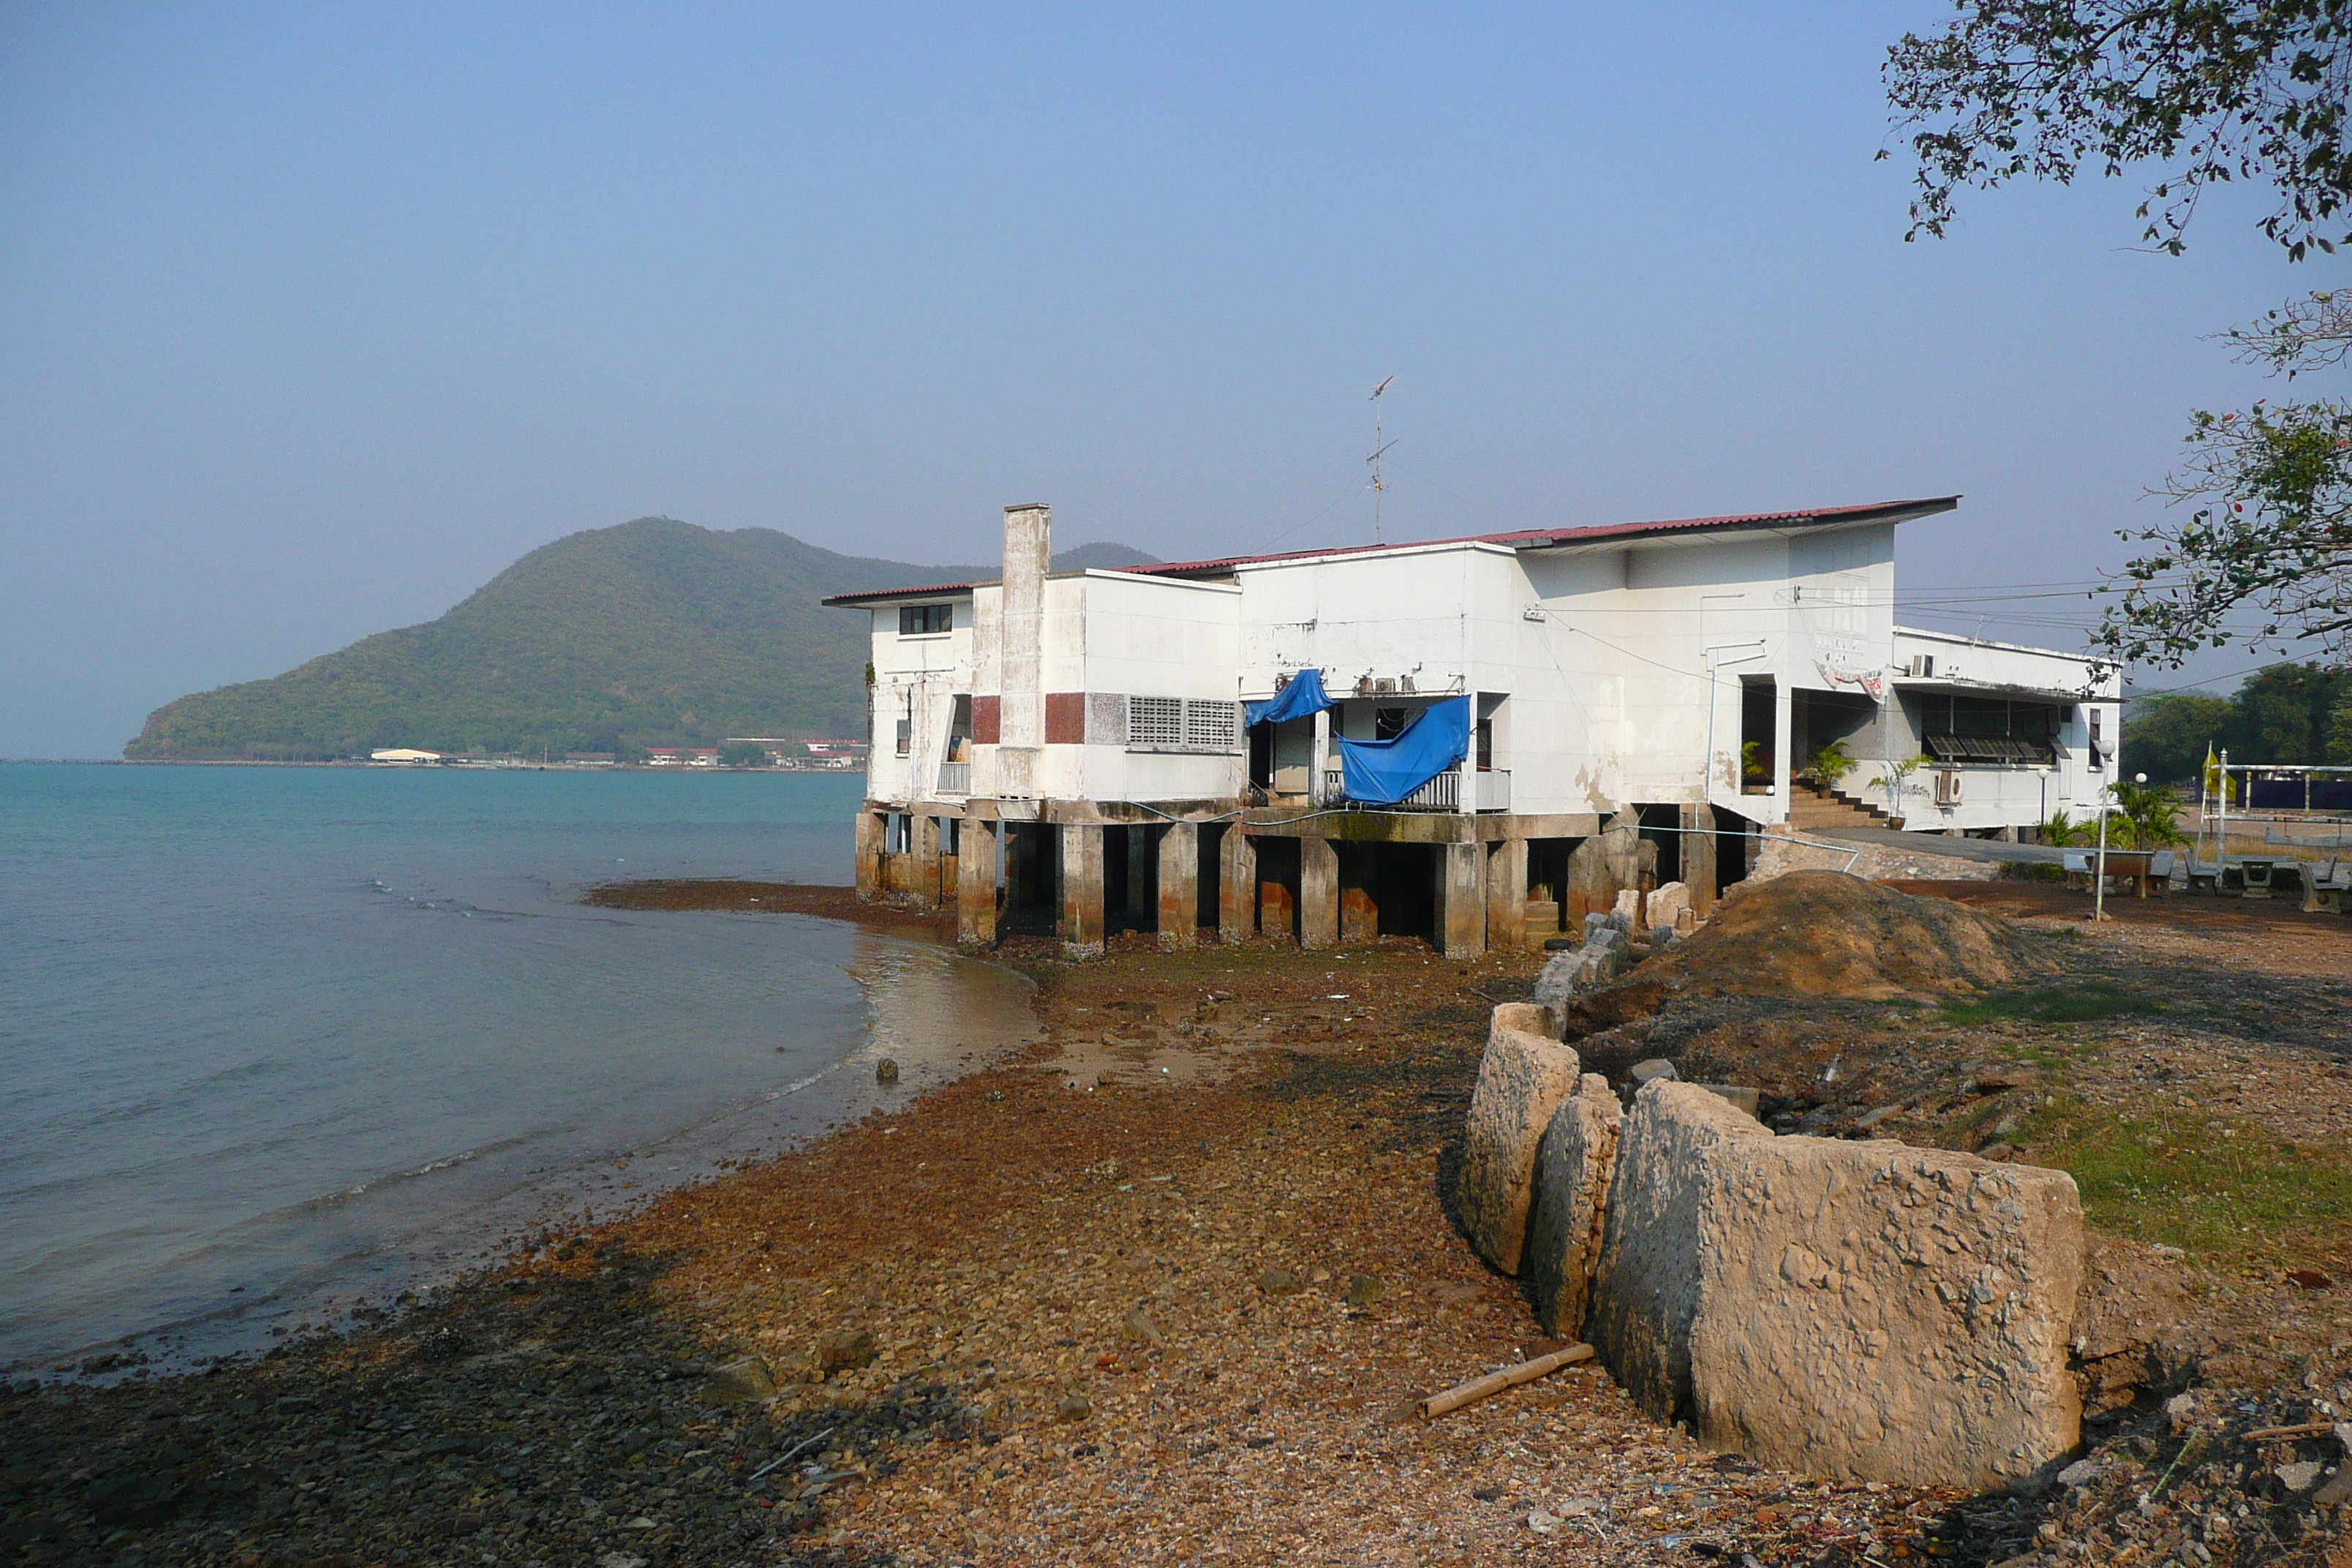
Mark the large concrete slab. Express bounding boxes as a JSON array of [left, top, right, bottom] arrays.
[[1689, 1139, 2083, 1489], [1587, 1082, 1772, 1422], [1525, 1073, 1621, 1340], [1458, 1005, 1581, 1276], [1587, 1080, 2085, 1489]]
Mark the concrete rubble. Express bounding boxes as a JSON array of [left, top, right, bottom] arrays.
[[1458, 1003, 1583, 1276], [1485, 1009, 2089, 1491]]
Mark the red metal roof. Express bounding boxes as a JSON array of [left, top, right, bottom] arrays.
[[819, 496, 1958, 605]]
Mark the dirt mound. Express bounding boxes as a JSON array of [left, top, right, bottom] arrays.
[[1647, 870, 2043, 1002]]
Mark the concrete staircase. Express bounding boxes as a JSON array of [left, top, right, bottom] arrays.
[[1787, 782, 1902, 832]]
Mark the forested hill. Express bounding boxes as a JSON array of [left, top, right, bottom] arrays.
[[124, 519, 1158, 761]]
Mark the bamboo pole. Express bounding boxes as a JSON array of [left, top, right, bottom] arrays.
[[1417, 1343, 1594, 1420]]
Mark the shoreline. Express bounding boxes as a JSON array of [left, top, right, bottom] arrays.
[[3, 883, 2345, 1565]]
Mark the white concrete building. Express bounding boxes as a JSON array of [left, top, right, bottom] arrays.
[[826, 500, 2117, 957]]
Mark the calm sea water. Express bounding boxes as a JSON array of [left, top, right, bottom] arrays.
[[0, 764, 1033, 1375]]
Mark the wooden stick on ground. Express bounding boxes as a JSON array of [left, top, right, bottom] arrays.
[[1418, 1343, 1594, 1420], [2242, 1420, 2337, 1442]]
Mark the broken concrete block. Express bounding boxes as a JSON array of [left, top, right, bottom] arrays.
[[1629, 1058, 1678, 1086], [1588, 1082, 1773, 1423], [1612, 888, 1643, 927], [1649, 924, 1678, 951], [1674, 907, 1697, 935], [1696, 1084, 1760, 1118], [1531, 950, 1581, 1012], [1688, 1139, 2084, 1489], [1644, 881, 1691, 932], [1459, 1006, 1583, 1276], [1589, 1082, 2083, 1488], [1525, 1074, 1622, 1340], [1583, 911, 1611, 943]]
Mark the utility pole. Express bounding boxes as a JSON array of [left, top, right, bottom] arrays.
[[1368, 377, 1395, 544]]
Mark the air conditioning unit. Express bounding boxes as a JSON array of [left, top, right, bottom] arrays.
[[1374, 677, 1397, 694], [1932, 769, 1964, 806]]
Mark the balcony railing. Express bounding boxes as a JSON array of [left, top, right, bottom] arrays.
[[934, 761, 970, 796], [1322, 767, 1511, 812]]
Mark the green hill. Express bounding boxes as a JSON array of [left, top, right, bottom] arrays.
[[124, 519, 1158, 761]]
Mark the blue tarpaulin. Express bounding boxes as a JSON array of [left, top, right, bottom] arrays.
[[1336, 697, 1471, 805], [1244, 667, 1335, 728]]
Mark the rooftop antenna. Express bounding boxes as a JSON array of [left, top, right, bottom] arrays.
[[1367, 376, 1396, 544]]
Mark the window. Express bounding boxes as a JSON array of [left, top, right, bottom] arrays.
[[1376, 706, 1411, 742], [1183, 699, 1237, 752], [1130, 696, 1183, 747], [894, 718, 911, 757], [899, 603, 952, 636]]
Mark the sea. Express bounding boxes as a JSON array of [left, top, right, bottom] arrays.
[[0, 763, 1036, 1378]]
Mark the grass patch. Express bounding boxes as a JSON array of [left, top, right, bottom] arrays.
[[2015, 1096, 2352, 1264], [1942, 981, 2164, 1027]]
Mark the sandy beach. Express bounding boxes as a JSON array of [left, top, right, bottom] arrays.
[[3, 881, 2348, 1567]]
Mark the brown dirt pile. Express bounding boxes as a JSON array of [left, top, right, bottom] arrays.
[[1649, 870, 2045, 1001]]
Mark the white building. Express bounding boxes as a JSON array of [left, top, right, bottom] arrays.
[[825, 500, 2117, 957]]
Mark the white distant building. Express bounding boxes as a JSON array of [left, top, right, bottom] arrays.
[[369, 747, 445, 765], [824, 500, 2117, 957]]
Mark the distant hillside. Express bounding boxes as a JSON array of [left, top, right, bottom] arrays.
[[126, 520, 1158, 761]]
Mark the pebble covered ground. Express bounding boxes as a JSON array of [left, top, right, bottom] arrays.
[[3, 881, 2350, 1567]]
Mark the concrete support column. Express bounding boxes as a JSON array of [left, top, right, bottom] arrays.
[[1219, 829, 1257, 942], [1486, 836, 1528, 952], [1311, 709, 1331, 805], [1060, 823, 1106, 960], [1125, 826, 1153, 925], [1338, 847, 1378, 944], [1439, 841, 1486, 959], [957, 819, 1000, 947], [854, 810, 883, 902], [1156, 821, 1199, 951], [911, 813, 943, 906], [1680, 802, 1718, 914], [1773, 683, 1795, 824], [1298, 836, 1339, 950]]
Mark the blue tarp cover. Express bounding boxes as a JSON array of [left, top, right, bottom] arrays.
[[1244, 667, 1335, 727], [1336, 697, 1471, 805]]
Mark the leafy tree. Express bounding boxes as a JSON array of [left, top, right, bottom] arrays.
[[718, 740, 769, 767], [2233, 660, 2352, 758], [1885, 8, 2351, 668], [2095, 293, 2352, 667], [1885, 1, 2352, 260], [2122, 690, 2237, 779]]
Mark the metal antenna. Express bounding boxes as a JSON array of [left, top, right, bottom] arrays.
[[1367, 377, 1396, 543]]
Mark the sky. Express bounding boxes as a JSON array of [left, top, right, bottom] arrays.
[[2, 3, 2341, 758]]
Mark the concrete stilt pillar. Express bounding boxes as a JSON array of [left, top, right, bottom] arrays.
[[1680, 802, 1718, 914], [1773, 684, 1795, 825], [1439, 840, 1486, 959], [1299, 836, 1339, 950], [1126, 826, 1153, 926], [1060, 822, 1105, 960], [1486, 836, 1527, 952], [1337, 845, 1377, 944], [854, 809, 883, 902], [911, 813, 943, 906], [957, 818, 999, 947], [1219, 829, 1257, 943], [1156, 821, 1199, 951]]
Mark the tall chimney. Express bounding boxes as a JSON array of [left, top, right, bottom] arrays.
[[998, 502, 1051, 750]]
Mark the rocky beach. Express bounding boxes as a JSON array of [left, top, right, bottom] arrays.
[[4, 881, 2350, 1567]]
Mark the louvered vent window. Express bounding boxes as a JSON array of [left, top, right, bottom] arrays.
[[1183, 700, 1237, 752], [1130, 697, 1184, 747]]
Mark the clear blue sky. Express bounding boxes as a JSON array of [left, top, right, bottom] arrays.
[[2, 3, 2336, 757]]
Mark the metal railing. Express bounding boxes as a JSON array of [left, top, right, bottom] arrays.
[[935, 761, 970, 796], [1323, 767, 1511, 811]]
